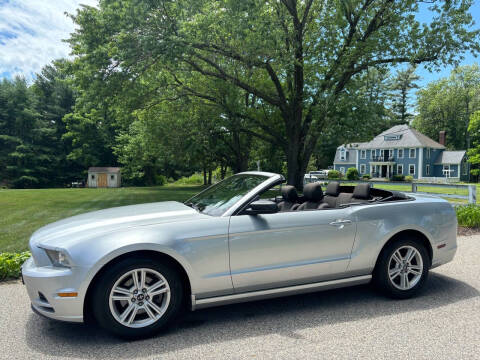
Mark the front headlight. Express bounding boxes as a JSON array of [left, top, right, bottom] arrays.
[[43, 249, 71, 268]]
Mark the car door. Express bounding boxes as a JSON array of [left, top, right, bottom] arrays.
[[228, 208, 357, 293]]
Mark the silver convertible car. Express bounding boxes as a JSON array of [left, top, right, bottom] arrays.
[[22, 171, 457, 338]]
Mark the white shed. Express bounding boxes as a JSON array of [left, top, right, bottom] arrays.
[[87, 167, 121, 188]]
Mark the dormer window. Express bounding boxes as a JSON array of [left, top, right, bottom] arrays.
[[340, 148, 347, 161], [384, 134, 402, 141]]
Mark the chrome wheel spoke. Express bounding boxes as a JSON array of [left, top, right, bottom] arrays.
[[132, 270, 140, 290], [389, 268, 401, 280], [146, 300, 164, 316], [400, 272, 409, 289], [409, 266, 422, 276], [140, 269, 146, 289], [120, 303, 135, 323], [392, 251, 403, 265], [405, 248, 415, 263], [113, 286, 131, 296], [147, 280, 166, 294], [127, 306, 139, 325], [111, 295, 131, 301], [144, 302, 157, 320]]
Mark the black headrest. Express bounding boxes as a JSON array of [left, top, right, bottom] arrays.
[[353, 183, 371, 199], [281, 185, 298, 202], [326, 181, 340, 196], [303, 182, 324, 201]]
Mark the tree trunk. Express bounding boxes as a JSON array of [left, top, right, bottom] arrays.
[[285, 137, 310, 190], [208, 169, 212, 185], [203, 167, 207, 185], [220, 164, 227, 179]]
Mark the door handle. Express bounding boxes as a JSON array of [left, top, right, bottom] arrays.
[[329, 219, 352, 228]]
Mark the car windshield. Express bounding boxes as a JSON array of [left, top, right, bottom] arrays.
[[186, 174, 269, 216]]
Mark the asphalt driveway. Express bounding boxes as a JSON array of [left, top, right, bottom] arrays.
[[1, 235, 479, 360]]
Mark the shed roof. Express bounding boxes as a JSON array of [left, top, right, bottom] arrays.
[[434, 151, 466, 164], [88, 167, 121, 173]]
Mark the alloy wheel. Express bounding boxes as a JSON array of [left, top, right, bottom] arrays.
[[108, 268, 171, 328], [388, 245, 423, 291]]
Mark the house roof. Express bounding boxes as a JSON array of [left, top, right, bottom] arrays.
[[434, 151, 466, 164], [88, 167, 121, 173], [357, 125, 445, 149], [333, 143, 365, 164]]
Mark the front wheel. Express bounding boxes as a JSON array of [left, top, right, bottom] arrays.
[[92, 257, 184, 339], [373, 238, 430, 299]]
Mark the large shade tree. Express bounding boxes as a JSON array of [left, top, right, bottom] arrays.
[[69, 0, 480, 188], [413, 64, 480, 150]]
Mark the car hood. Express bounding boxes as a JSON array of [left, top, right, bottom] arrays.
[[30, 201, 207, 248]]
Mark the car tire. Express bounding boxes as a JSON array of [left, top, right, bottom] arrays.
[[373, 237, 430, 299], [92, 256, 184, 339]]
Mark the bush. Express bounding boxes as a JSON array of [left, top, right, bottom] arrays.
[[346, 167, 359, 180], [404, 175, 413, 182], [0, 252, 31, 280], [392, 174, 405, 181], [173, 173, 204, 185], [455, 205, 480, 228], [328, 170, 343, 179], [361, 174, 371, 180], [154, 174, 167, 186]]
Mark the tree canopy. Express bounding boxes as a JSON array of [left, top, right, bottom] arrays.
[[66, 0, 480, 188]]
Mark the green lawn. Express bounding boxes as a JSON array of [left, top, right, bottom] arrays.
[[338, 182, 479, 204], [0, 185, 203, 253]]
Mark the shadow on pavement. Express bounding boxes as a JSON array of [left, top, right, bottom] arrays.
[[25, 272, 479, 359]]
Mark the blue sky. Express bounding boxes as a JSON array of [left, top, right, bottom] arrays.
[[0, 1, 479, 85], [0, 0, 97, 82], [414, 1, 480, 87]]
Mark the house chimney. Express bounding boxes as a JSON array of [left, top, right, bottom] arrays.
[[439, 130, 446, 146]]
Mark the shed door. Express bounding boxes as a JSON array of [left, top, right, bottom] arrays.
[[97, 173, 107, 188]]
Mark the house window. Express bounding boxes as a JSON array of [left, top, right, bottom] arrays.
[[110, 175, 115, 180], [340, 167, 345, 174], [398, 149, 404, 158], [340, 149, 346, 161], [360, 150, 366, 159], [409, 164, 415, 175], [397, 164, 403, 175], [426, 148, 431, 159], [409, 148, 416, 158], [91, 174, 95, 180], [360, 164, 366, 174], [463, 161, 468, 175], [388, 149, 393, 159], [426, 164, 430, 176], [443, 165, 451, 177], [370, 150, 374, 159], [379, 149, 385, 160]]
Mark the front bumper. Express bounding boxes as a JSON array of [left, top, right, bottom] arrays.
[[22, 257, 87, 323]]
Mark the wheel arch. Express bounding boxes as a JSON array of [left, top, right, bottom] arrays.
[[83, 250, 192, 324], [374, 229, 433, 273]]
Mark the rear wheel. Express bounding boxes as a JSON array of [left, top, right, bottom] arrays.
[[373, 238, 430, 299], [92, 257, 184, 339]]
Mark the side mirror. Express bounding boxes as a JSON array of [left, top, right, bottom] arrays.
[[243, 200, 278, 215]]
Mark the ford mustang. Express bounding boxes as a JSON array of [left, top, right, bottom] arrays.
[[22, 171, 457, 338]]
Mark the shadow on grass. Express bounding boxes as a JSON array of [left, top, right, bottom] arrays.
[[25, 272, 478, 359]]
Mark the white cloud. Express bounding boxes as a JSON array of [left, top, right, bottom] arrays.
[[0, 0, 98, 81]]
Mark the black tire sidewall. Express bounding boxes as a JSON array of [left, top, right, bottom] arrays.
[[92, 257, 184, 339], [374, 238, 430, 299]]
